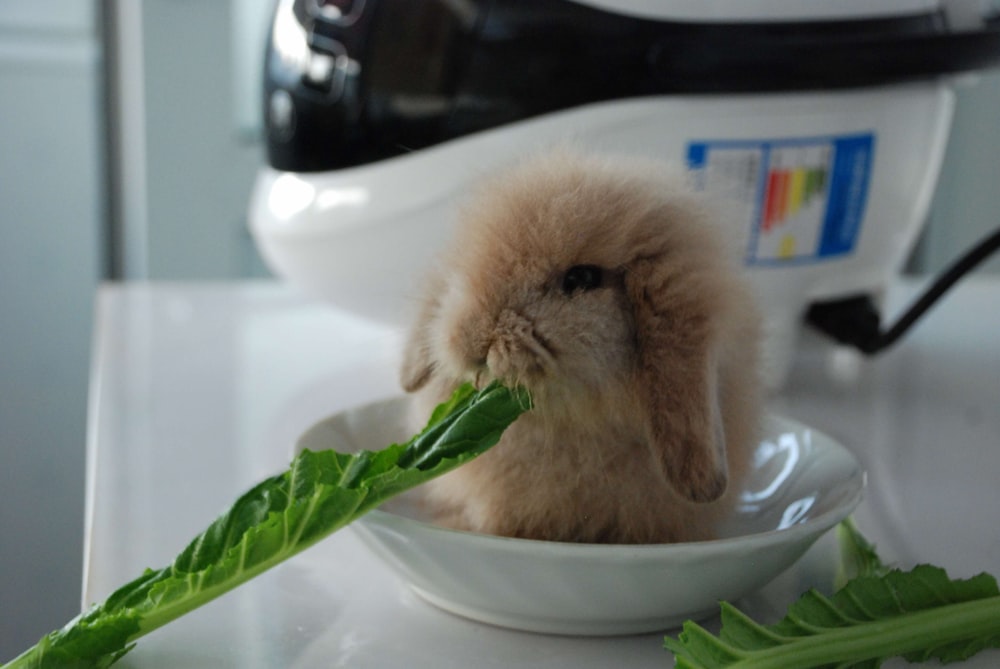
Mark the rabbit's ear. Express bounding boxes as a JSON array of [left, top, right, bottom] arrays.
[[400, 276, 444, 392], [626, 257, 729, 503], [400, 327, 434, 392]]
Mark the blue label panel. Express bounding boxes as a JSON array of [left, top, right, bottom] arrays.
[[687, 133, 875, 265]]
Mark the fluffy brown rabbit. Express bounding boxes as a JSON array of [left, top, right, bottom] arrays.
[[400, 149, 763, 544]]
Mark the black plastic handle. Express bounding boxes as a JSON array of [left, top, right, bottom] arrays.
[[648, 18, 1000, 92]]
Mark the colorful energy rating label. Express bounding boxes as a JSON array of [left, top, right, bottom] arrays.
[[687, 133, 875, 265]]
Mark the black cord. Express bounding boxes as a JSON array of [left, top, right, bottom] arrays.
[[806, 225, 1000, 354]]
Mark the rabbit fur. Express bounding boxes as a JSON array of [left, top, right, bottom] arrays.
[[400, 149, 763, 544]]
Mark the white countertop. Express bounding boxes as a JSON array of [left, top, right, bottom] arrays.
[[84, 278, 1000, 668]]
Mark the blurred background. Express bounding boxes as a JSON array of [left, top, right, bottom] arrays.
[[0, 0, 998, 658]]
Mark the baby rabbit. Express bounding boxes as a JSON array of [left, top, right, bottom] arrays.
[[400, 149, 762, 544]]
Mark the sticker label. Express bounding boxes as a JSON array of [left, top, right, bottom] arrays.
[[687, 133, 875, 265]]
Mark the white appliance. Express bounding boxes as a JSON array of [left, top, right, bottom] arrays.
[[248, 0, 1000, 386]]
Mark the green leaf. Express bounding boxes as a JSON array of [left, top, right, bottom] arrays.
[[3, 382, 529, 669], [835, 516, 891, 589], [664, 565, 1000, 669]]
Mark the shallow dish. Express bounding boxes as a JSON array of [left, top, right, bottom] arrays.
[[296, 396, 865, 636]]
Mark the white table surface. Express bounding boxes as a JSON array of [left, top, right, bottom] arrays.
[[83, 278, 1000, 668]]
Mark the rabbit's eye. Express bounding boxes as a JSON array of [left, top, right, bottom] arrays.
[[561, 265, 603, 294]]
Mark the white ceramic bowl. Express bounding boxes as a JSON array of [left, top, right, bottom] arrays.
[[297, 396, 865, 636]]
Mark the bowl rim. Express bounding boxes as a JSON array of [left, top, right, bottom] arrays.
[[356, 411, 866, 557]]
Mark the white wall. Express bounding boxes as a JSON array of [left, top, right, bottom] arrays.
[[0, 0, 103, 658], [114, 0, 271, 280], [920, 70, 1000, 274]]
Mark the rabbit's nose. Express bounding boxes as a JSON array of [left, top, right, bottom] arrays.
[[485, 309, 553, 385]]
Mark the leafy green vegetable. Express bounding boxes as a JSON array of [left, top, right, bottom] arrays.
[[836, 515, 891, 588], [665, 520, 1000, 669], [3, 381, 530, 669]]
